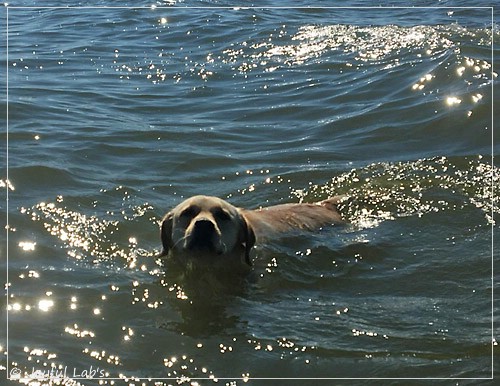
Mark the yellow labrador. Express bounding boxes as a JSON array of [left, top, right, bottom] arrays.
[[160, 195, 343, 265]]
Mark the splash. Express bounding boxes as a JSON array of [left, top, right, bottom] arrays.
[[292, 156, 498, 229], [22, 202, 123, 262], [21, 195, 157, 267]]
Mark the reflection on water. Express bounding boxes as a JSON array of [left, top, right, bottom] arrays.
[[226, 24, 456, 69]]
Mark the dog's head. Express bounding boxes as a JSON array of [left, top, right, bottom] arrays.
[[160, 196, 256, 265]]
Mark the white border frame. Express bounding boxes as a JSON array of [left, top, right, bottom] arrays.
[[4, 4, 495, 382]]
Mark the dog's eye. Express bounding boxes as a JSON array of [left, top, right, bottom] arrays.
[[180, 206, 199, 219], [213, 207, 231, 222]]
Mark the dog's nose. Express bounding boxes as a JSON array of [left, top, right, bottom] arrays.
[[189, 219, 216, 250], [194, 219, 215, 235]]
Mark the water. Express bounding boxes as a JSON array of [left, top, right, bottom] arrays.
[[1, 1, 499, 384]]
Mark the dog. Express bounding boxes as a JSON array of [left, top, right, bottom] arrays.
[[159, 195, 343, 266]]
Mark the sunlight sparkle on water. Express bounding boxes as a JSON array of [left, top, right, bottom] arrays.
[[471, 93, 483, 103], [38, 299, 54, 312], [0, 179, 15, 191], [446, 96, 461, 106], [224, 24, 455, 74], [19, 241, 36, 251]]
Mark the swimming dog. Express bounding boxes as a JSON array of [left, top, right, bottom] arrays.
[[160, 195, 343, 265]]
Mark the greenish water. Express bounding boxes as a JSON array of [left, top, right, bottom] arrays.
[[1, 2, 499, 385]]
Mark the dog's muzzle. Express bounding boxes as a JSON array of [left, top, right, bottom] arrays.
[[186, 219, 222, 253]]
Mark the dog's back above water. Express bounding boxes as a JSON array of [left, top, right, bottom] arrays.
[[160, 195, 344, 266]]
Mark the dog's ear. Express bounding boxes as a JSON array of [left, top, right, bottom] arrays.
[[239, 214, 256, 266], [159, 212, 174, 257]]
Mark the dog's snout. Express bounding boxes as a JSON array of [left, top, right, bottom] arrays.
[[187, 219, 217, 251], [194, 219, 215, 235]]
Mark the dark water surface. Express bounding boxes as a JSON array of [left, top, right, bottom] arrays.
[[1, 1, 499, 385]]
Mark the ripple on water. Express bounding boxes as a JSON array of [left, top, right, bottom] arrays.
[[4, 5, 496, 383]]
